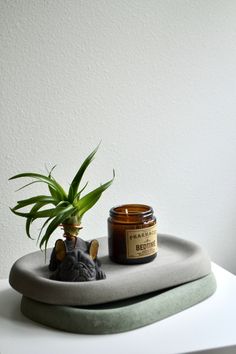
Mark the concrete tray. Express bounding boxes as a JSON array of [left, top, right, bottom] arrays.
[[21, 273, 216, 334], [9, 234, 211, 306]]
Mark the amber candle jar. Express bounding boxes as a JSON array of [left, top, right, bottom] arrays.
[[108, 204, 157, 264]]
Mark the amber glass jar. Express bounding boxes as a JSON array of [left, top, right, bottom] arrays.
[[108, 204, 157, 264]]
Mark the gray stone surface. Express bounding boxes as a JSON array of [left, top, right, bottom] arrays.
[[21, 273, 217, 334], [9, 234, 211, 306]]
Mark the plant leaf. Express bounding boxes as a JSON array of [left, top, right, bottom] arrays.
[[76, 170, 115, 218], [73, 181, 88, 203], [78, 193, 101, 219], [9, 173, 67, 200], [14, 180, 41, 192], [13, 195, 56, 211], [39, 204, 76, 250], [47, 165, 61, 202], [25, 202, 49, 239], [68, 144, 100, 203], [37, 216, 54, 245], [32, 202, 70, 219]]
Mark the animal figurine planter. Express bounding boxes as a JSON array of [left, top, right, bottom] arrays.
[[10, 144, 114, 282], [49, 225, 106, 281]]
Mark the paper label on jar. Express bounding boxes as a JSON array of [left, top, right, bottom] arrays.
[[125, 224, 157, 259]]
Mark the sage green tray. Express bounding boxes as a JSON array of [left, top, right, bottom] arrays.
[[21, 272, 216, 334]]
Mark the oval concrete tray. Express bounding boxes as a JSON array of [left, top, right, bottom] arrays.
[[21, 273, 216, 334], [9, 234, 211, 306]]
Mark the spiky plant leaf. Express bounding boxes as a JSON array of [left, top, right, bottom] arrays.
[[14, 180, 42, 192], [78, 193, 101, 219], [25, 202, 49, 239], [73, 181, 89, 202], [9, 173, 67, 200], [68, 144, 100, 203], [13, 195, 56, 211], [76, 170, 115, 217], [39, 204, 77, 250], [37, 216, 54, 245], [47, 165, 61, 202]]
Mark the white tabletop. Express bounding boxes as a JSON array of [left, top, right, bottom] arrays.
[[0, 263, 235, 354]]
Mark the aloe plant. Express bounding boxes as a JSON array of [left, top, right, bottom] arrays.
[[9, 145, 114, 251]]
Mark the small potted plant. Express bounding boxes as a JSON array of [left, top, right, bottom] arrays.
[[9, 144, 114, 282]]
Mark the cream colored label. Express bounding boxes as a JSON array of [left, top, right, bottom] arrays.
[[126, 224, 157, 259]]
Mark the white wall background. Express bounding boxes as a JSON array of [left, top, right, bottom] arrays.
[[0, 0, 236, 278]]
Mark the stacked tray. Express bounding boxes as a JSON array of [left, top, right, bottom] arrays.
[[9, 234, 216, 334]]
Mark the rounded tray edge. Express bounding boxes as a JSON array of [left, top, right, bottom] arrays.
[[9, 234, 213, 306], [21, 272, 217, 334]]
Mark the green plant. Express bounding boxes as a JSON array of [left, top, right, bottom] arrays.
[[9, 145, 114, 251]]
